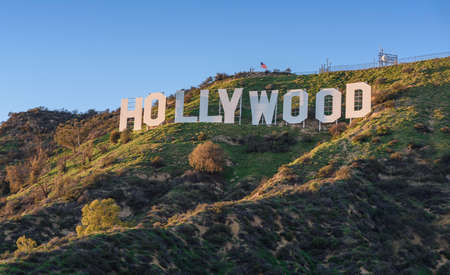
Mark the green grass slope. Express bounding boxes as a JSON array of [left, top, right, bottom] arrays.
[[0, 57, 449, 274]]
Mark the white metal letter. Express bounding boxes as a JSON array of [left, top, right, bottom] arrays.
[[143, 92, 166, 127], [119, 97, 143, 132], [283, 89, 308, 124], [315, 88, 341, 123], [199, 90, 222, 123], [175, 90, 197, 123], [219, 88, 243, 124], [345, 82, 371, 119], [249, 90, 279, 125]]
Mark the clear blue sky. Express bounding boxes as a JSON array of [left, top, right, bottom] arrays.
[[1, 0, 449, 122]]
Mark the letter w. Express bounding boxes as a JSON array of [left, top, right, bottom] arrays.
[[249, 90, 278, 125]]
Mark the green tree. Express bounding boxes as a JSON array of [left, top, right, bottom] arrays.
[[76, 198, 122, 236]]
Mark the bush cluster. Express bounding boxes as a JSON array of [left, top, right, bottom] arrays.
[[54, 119, 90, 152], [15, 235, 37, 255], [120, 130, 131, 144], [5, 164, 30, 194], [328, 122, 347, 137], [414, 123, 432, 133], [110, 130, 120, 144], [189, 141, 225, 173], [76, 198, 122, 236], [244, 131, 296, 153]]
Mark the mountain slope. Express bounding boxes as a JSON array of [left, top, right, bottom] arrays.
[[0, 57, 449, 274]]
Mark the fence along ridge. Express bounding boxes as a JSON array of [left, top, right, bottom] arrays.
[[294, 51, 450, 75]]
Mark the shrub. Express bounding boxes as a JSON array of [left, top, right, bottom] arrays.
[[352, 130, 372, 143], [0, 180, 9, 195], [387, 139, 399, 146], [440, 126, 450, 133], [15, 235, 37, 255], [372, 137, 381, 143], [402, 67, 414, 73], [215, 73, 229, 81], [349, 118, 361, 128], [202, 224, 232, 245], [110, 130, 120, 144], [81, 141, 94, 164], [300, 133, 314, 143], [414, 123, 432, 133], [407, 142, 424, 151], [317, 163, 335, 178], [276, 165, 298, 182], [390, 152, 402, 160], [196, 131, 207, 141], [57, 155, 68, 173], [244, 131, 296, 153], [329, 122, 347, 137], [120, 130, 131, 144], [5, 164, 29, 194], [375, 77, 387, 85], [375, 125, 392, 136], [335, 166, 351, 180], [97, 143, 109, 154], [54, 119, 90, 152], [150, 156, 164, 167], [189, 141, 225, 173], [265, 83, 274, 90], [391, 82, 408, 92], [100, 155, 116, 168], [29, 148, 47, 185], [76, 198, 122, 236]]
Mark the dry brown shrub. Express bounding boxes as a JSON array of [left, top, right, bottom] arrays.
[[29, 148, 47, 185], [54, 119, 90, 152], [352, 130, 373, 143], [390, 152, 402, 160], [440, 126, 450, 133], [329, 122, 348, 137], [387, 139, 399, 146], [196, 131, 207, 141], [150, 156, 164, 168], [120, 130, 131, 144], [335, 166, 351, 180], [391, 82, 408, 92], [97, 143, 109, 154], [188, 141, 225, 173], [317, 163, 335, 178], [81, 141, 94, 164], [57, 155, 68, 173], [414, 123, 432, 133], [349, 118, 361, 128], [375, 77, 387, 85], [110, 130, 120, 144], [402, 67, 414, 73], [101, 154, 117, 168], [5, 164, 30, 194]]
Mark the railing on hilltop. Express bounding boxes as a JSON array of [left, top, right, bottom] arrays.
[[294, 51, 450, 75]]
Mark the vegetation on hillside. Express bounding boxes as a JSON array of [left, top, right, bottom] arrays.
[[0, 57, 449, 274]]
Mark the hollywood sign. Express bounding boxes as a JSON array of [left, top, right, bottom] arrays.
[[119, 82, 371, 131]]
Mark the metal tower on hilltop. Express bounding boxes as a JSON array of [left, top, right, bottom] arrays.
[[378, 48, 398, 67]]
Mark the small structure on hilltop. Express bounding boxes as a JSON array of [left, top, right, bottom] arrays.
[[378, 48, 398, 67]]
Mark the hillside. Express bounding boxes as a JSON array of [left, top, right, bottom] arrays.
[[0, 57, 449, 274]]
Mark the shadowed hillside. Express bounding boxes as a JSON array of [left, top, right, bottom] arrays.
[[0, 57, 449, 274]]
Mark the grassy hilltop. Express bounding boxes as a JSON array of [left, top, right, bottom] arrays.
[[0, 57, 449, 274]]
